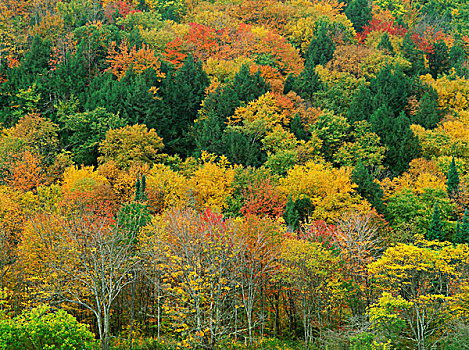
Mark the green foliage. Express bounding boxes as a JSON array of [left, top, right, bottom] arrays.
[[427, 202, 444, 241], [428, 40, 451, 79], [413, 86, 441, 129], [58, 105, 126, 165], [446, 156, 460, 198], [283, 195, 299, 232], [377, 33, 394, 56], [351, 162, 385, 214], [454, 209, 469, 244], [0, 305, 95, 350], [345, 0, 372, 32]]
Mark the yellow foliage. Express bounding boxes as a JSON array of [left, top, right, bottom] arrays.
[[279, 161, 370, 222], [62, 165, 108, 194], [229, 92, 291, 130], [421, 73, 469, 113], [380, 158, 446, 199], [190, 152, 236, 211], [147, 164, 190, 211]]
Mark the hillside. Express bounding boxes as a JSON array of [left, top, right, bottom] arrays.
[[1, 0, 469, 349]]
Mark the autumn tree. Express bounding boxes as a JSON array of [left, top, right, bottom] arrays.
[[98, 124, 165, 168], [368, 240, 469, 350], [26, 204, 142, 350]]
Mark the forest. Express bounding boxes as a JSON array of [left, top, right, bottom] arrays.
[[1, 0, 469, 349]]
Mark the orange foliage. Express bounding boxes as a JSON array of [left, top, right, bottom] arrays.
[[6, 150, 43, 193], [106, 40, 165, 80]]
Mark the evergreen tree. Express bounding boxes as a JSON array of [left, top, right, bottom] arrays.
[[454, 217, 462, 244], [52, 39, 90, 101], [427, 202, 444, 241], [400, 31, 426, 76], [283, 195, 300, 232], [283, 74, 298, 95], [453, 212, 469, 245], [135, 177, 141, 202], [193, 64, 269, 156], [428, 40, 450, 79], [305, 21, 335, 66], [370, 64, 410, 117], [413, 87, 441, 129], [351, 161, 385, 214], [370, 108, 420, 175], [147, 55, 209, 156], [290, 114, 309, 141], [449, 41, 469, 77], [347, 84, 374, 123], [345, 0, 372, 32], [377, 33, 395, 55], [447, 156, 460, 198], [221, 130, 266, 167], [460, 209, 469, 244]]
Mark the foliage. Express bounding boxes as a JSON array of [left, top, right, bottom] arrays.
[[0, 305, 96, 350]]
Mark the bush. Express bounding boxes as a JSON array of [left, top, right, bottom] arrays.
[[0, 305, 96, 350]]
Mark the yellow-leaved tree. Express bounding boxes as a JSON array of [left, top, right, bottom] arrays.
[[279, 160, 370, 222]]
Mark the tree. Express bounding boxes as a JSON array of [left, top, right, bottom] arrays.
[[283, 194, 299, 232], [428, 40, 450, 79], [305, 21, 335, 67], [59, 106, 126, 165], [368, 241, 469, 350], [0, 305, 96, 350], [454, 209, 469, 244], [26, 204, 142, 350], [427, 202, 444, 241], [413, 87, 441, 129], [351, 162, 385, 214], [377, 33, 394, 55], [98, 124, 165, 168], [345, 0, 372, 33], [401, 31, 426, 76], [447, 156, 460, 198], [148, 55, 209, 156]]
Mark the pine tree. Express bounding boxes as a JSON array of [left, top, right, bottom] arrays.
[[377, 33, 394, 55], [305, 21, 336, 66], [347, 84, 374, 123], [283, 195, 300, 232], [370, 108, 419, 175], [454, 210, 469, 244], [413, 87, 440, 129], [148, 54, 209, 156], [351, 161, 385, 214], [370, 64, 410, 117], [290, 114, 309, 141], [400, 31, 426, 76], [427, 202, 444, 241], [428, 40, 450, 79], [447, 156, 460, 198], [135, 176, 141, 202], [345, 0, 372, 32], [461, 209, 469, 244]]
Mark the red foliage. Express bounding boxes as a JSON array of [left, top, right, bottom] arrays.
[[103, 0, 139, 22], [199, 207, 226, 238], [300, 220, 338, 250], [241, 179, 286, 220], [356, 18, 407, 43], [163, 38, 187, 69]]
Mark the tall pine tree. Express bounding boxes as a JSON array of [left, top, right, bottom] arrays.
[[345, 0, 372, 33], [351, 161, 385, 214], [427, 202, 444, 241], [447, 156, 460, 198]]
